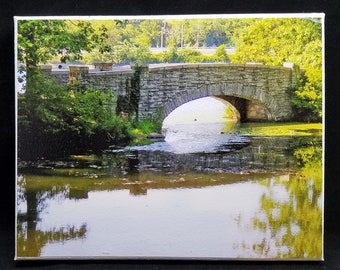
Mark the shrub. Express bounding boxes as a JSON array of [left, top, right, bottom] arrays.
[[17, 69, 134, 160]]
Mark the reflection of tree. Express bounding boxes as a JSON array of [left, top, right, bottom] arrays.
[[16, 176, 87, 257], [238, 137, 322, 259], [17, 224, 86, 257]]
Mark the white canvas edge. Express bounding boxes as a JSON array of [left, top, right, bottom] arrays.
[[14, 13, 326, 261]]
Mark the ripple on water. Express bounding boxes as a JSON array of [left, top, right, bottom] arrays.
[[124, 122, 250, 154]]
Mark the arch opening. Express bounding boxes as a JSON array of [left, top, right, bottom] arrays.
[[163, 97, 240, 126], [161, 97, 243, 153], [217, 96, 272, 122], [161, 94, 273, 127]]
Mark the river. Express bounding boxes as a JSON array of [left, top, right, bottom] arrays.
[[16, 122, 323, 260]]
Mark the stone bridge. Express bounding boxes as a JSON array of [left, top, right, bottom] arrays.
[[49, 62, 295, 122]]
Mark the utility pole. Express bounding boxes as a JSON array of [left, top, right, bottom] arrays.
[[180, 21, 184, 48], [161, 20, 166, 48], [196, 22, 200, 49]]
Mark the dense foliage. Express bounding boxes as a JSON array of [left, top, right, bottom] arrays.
[[149, 44, 229, 64], [17, 20, 111, 66], [18, 70, 134, 160], [81, 18, 241, 64], [231, 18, 322, 121]]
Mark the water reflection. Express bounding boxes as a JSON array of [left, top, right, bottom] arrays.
[[235, 138, 323, 259], [16, 125, 323, 259], [16, 176, 87, 257], [128, 121, 242, 154]]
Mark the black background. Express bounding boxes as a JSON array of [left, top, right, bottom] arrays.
[[1, 0, 339, 269]]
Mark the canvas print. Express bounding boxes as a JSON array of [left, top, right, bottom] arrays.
[[15, 14, 324, 260]]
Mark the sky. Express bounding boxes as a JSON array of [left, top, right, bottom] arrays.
[[163, 97, 231, 125]]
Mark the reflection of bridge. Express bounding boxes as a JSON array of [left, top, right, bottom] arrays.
[[18, 137, 296, 199], [127, 137, 295, 174], [49, 62, 295, 122]]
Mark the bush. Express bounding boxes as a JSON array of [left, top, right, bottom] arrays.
[[17, 69, 134, 160], [213, 44, 229, 62], [291, 67, 322, 122]]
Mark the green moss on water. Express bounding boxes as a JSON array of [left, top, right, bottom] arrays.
[[69, 155, 100, 161], [235, 122, 322, 137]]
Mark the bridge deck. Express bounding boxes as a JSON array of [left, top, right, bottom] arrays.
[[51, 62, 286, 74]]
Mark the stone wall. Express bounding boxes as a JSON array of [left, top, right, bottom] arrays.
[[80, 70, 133, 95], [50, 67, 134, 96], [50, 70, 69, 84], [138, 63, 293, 121]]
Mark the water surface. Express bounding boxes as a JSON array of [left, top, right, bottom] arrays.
[[16, 122, 323, 259]]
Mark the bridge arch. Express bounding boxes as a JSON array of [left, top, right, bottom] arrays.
[[163, 96, 241, 123], [161, 83, 277, 123], [138, 63, 293, 122]]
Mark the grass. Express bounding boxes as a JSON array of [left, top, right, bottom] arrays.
[[129, 119, 163, 145], [69, 154, 100, 161], [235, 122, 322, 137]]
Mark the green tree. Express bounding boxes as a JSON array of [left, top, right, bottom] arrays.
[[139, 20, 162, 47], [203, 19, 227, 47], [18, 71, 133, 160], [17, 20, 110, 67], [291, 39, 322, 121], [213, 44, 229, 62], [113, 40, 152, 64], [231, 18, 321, 65], [166, 20, 187, 48], [176, 49, 202, 62], [230, 18, 322, 121], [81, 20, 122, 64]]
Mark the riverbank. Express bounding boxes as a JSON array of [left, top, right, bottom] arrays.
[[235, 122, 322, 137]]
